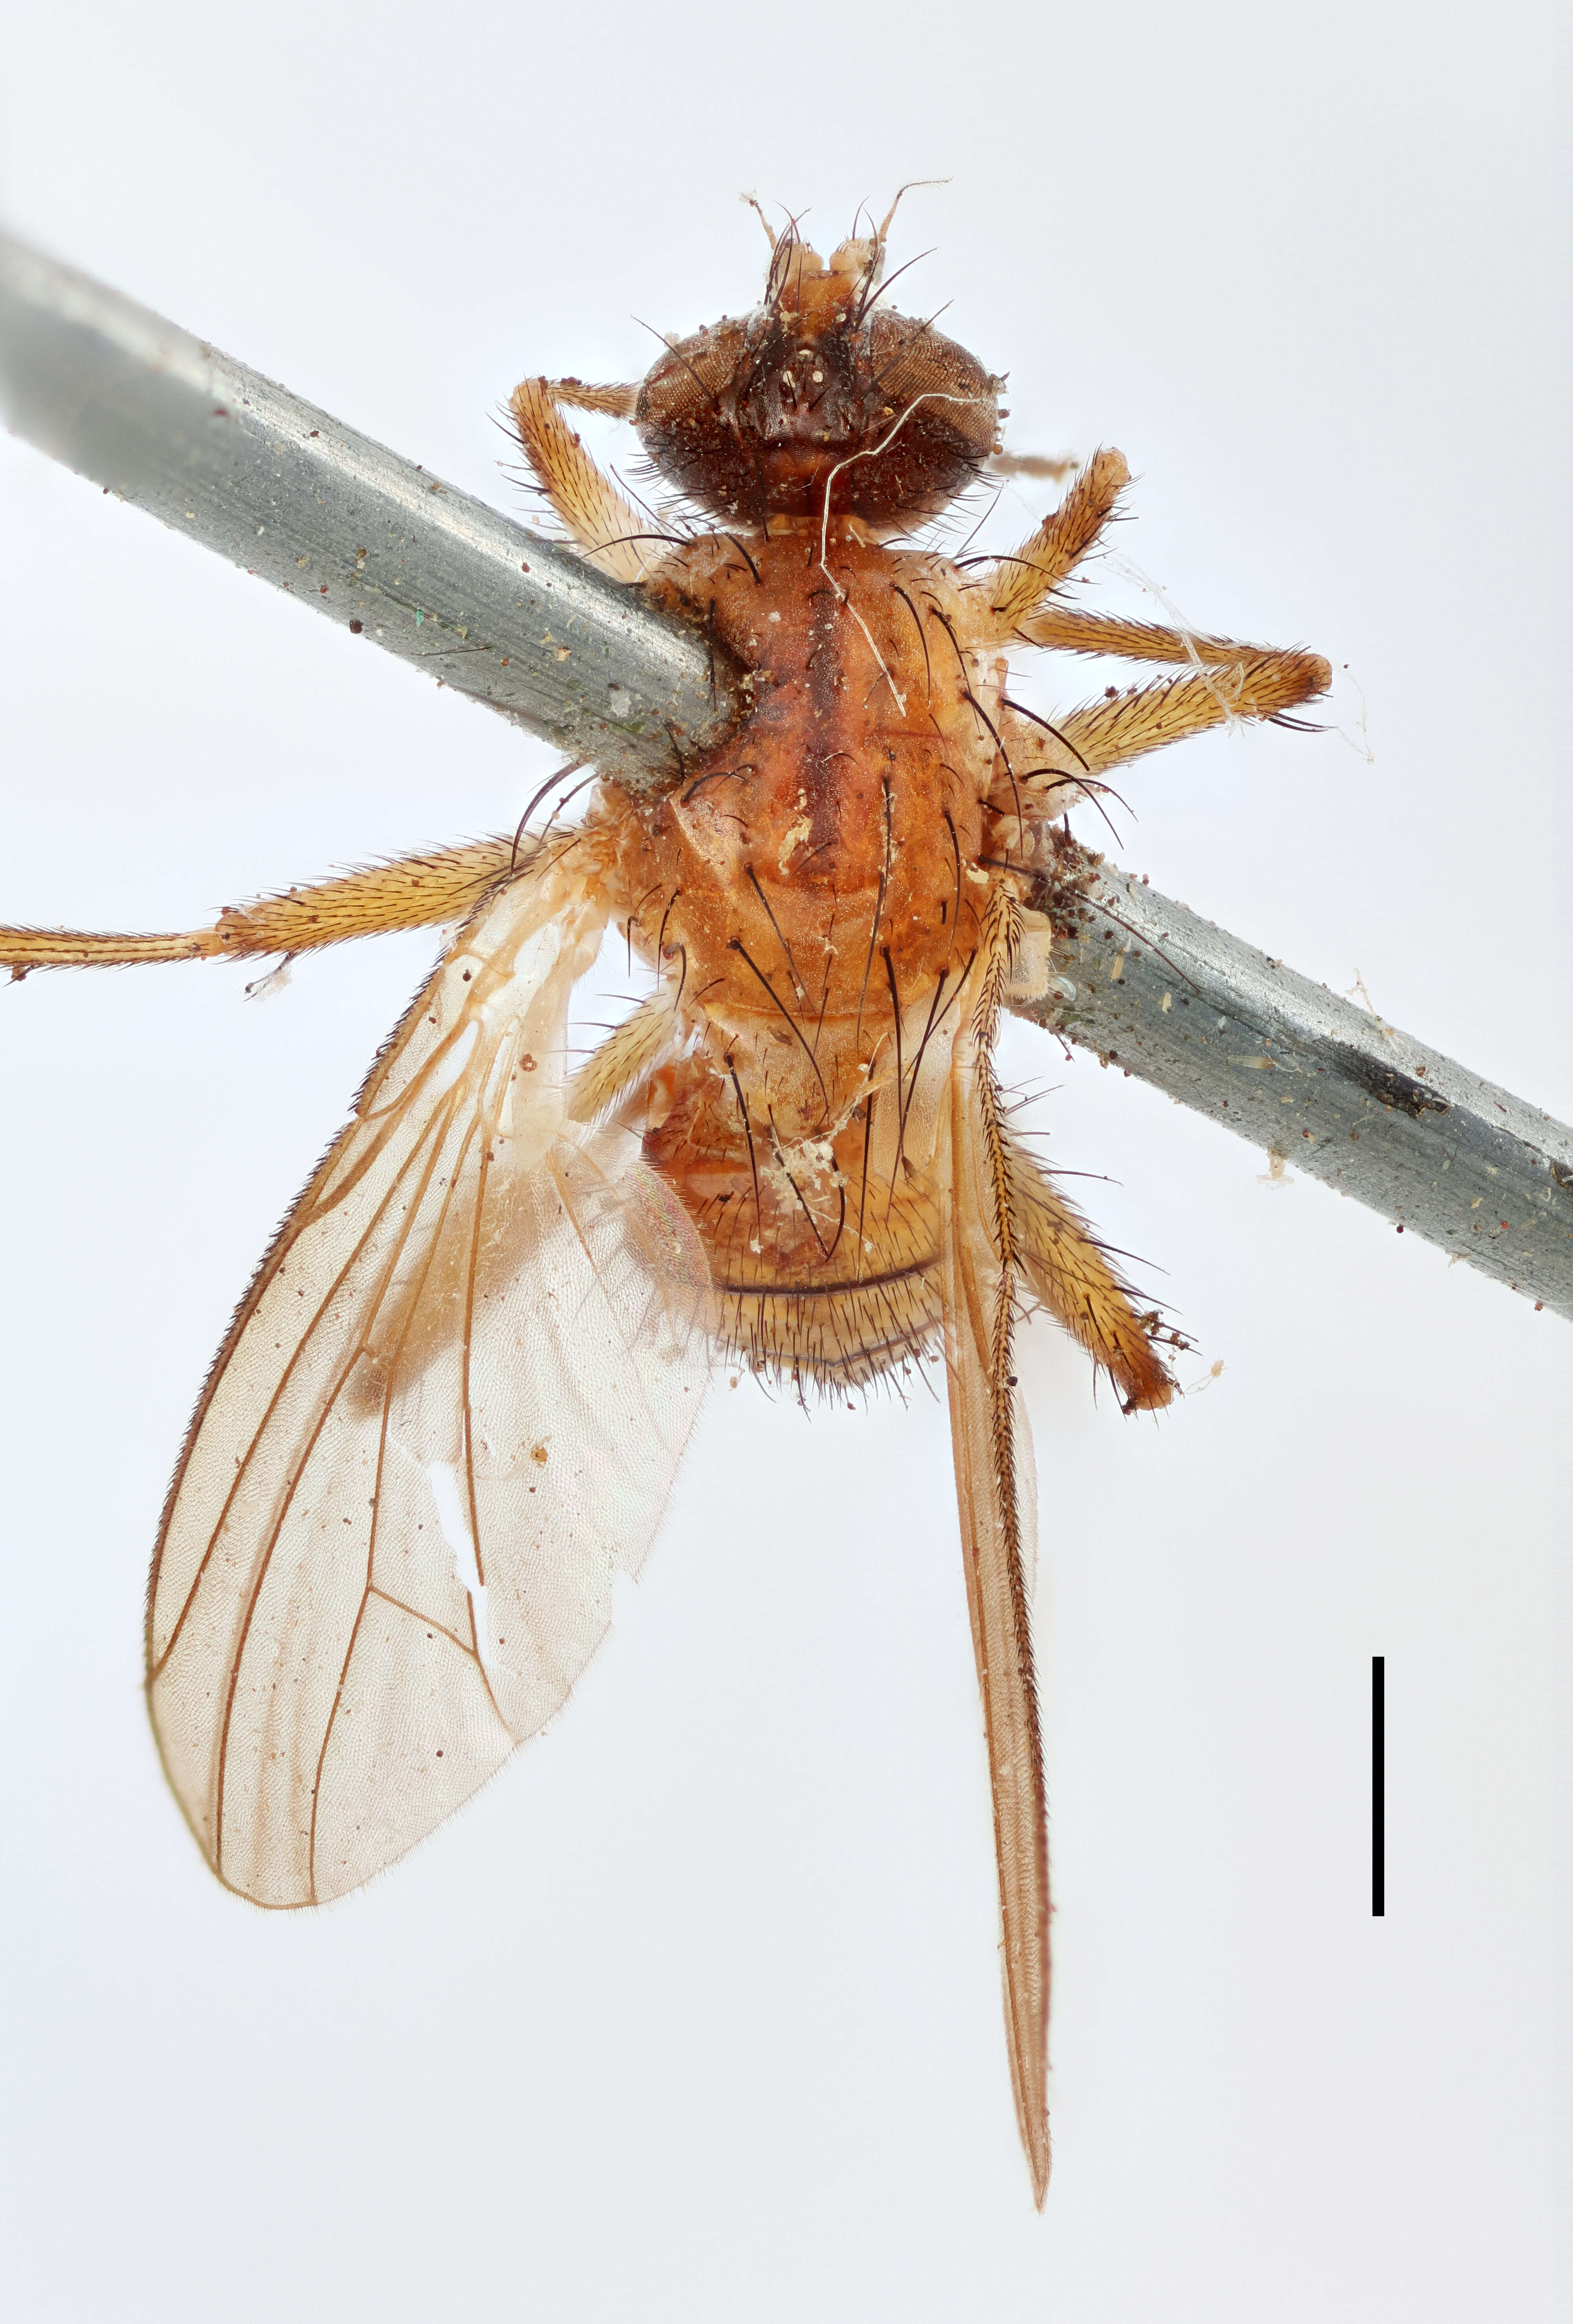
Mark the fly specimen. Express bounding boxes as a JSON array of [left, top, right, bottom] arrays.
[[0, 204, 1329, 2205]]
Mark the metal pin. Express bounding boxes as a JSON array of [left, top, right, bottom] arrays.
[[0, 232, 739, 792]]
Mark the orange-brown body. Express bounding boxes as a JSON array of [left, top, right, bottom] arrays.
[[504, 216, 1327, 1418], [608, 527, 1000, 1385]]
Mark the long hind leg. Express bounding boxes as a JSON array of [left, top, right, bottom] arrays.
[[941, 886, 1053, 2206]]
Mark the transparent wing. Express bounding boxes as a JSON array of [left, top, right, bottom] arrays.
[[146, 847, 713, 1906]]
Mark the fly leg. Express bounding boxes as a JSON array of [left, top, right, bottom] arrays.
[[985, 637, 1330, 851], [940, 884, 1052, 2206], [1008, 1133, 1178, 1412], [969, 455, 1330, 775], [0, 837, 522, 975], [974, 448, 1133, 638], [507, 376, 657, 584]]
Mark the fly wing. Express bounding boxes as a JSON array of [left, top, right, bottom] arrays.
[[939, 998, 1052, 2208], [146, 846, 712, 1907]]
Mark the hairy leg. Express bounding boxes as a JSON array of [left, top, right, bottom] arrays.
[[1008, 1134, 1177, 1411], [508, 377, 656, 584], [942, 885, 1052, 2204], [1045, 647, 1329, 779], [0, 838, 520, 976], [982, 640, 1331, 856], [1016, 603, 1313, 668], [976, 449, 1131, 637]]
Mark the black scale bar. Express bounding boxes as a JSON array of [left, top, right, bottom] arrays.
[[1372, 1656, 1385, 1917]]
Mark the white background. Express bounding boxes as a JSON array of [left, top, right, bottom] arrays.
[[1, 5, 1567, 2318]]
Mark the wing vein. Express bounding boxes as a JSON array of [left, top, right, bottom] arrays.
[[214, 1086, 473, 1880], [153, 1083, 462, 1680]]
